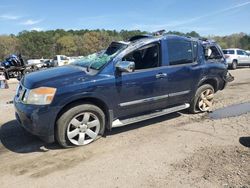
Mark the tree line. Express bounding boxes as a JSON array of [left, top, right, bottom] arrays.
[[0, 29, 249, 61]]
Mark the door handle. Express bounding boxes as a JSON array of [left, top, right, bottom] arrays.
[[155, 73, 167, 79]]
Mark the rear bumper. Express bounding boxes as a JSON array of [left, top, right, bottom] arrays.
[[14, 97, 60, 143]]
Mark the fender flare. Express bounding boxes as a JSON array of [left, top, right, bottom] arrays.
[[54, 92, 114, 131]]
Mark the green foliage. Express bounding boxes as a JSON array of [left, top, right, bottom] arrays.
[[210, 33, 250, 50], [81, 31, 112, 55], [56, 35, 76, 56], [167, 30, 200, 38], [0, 29, 250, 61], [0, 35, 19, 60], [18, 31, 55, 59]]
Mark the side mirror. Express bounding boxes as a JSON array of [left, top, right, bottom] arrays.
[[116, 61, 135, 73]]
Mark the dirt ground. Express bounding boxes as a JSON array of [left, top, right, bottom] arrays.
[[0, 68, 249, 188]]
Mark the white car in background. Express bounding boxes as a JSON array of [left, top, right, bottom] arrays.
[[223, 48, 250, 69], [53, 55, 76, 66], [27, 58, 51, 68]]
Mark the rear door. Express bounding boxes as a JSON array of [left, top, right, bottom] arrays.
[[159, 38, 202, 106]]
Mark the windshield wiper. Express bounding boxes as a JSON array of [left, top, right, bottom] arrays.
[[86, 61, 98, 72]]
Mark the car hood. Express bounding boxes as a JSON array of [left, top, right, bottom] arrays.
[[21, 65, 92, 89]]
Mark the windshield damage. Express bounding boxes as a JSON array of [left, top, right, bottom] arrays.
[[72, 42, 127, 71]]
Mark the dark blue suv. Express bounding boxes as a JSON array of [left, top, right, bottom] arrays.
[[14, 34, 232, 147]]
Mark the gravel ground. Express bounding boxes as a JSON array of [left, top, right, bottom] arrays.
[[0, 68, 249, 188]]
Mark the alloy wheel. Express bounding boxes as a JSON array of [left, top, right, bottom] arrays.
[[197, 89, 214, 112], [67, 112, 100, 145]]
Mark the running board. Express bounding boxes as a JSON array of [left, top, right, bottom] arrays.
[[112, 103, 190, 128]]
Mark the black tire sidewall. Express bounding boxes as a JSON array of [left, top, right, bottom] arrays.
[[56, 104, 105, 148], [232, 61, 237, 70]]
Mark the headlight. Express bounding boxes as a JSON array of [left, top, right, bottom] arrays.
[[24, 87, 57, 105]]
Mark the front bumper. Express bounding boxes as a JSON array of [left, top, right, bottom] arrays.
[[223, 71, 234, 83], [14, 96, 60, 143], [219, 71, 234, 90]]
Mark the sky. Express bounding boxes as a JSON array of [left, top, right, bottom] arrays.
[[0, 0, 250, 36]]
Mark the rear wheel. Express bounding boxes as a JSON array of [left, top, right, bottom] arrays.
[[189, 84, 214, 113], [231, 60, 237, 70], [56, 104, 105, 148]]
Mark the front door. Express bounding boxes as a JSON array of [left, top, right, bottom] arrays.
[[237, 50, 246, 65], [115, 68, 168, 119], [242, 51, 250, 65], [114, 43, 169, 119]]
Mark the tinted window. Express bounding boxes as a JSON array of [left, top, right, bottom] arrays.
[[167, 39, 193, 65], [237, 50, 244, 55], [223, 50, 235, 54], [123, 44, 159, 70], [242, 51, 247, 55], [60, 56, 66, 60]]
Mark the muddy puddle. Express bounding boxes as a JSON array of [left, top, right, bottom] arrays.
[[209, 102, 250, 119]]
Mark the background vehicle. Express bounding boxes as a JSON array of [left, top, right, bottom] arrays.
[[27, 58, 57, 69], [0, 54, 26, 80], [53, 55, 75, 66], [14, 33, 232, 147], [223, 48, 250, 69], [0, 55, 58, 80], [27, 58, 54, 68]]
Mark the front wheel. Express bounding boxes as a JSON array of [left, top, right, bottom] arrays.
[[189, 84, 215, 113], [56, 104, 105, 148]]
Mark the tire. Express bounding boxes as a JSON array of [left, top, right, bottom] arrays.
[[56, 104, 105, 148], [189, 84, 215, 114], [231, 60, 237, 70]]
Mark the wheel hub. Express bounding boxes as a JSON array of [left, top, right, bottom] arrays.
[[79, 124, 87, 132]]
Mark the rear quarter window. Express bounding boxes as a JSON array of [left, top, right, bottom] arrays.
[[223, 50, 235, 55]]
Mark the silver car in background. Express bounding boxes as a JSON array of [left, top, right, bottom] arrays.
[[223, 48, 250, 69]]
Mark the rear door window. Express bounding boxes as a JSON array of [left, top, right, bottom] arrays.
[[167, 39, 194, 66]]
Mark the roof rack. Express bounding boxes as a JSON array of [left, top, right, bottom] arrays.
[[128, 34, 153, 42], [152, 29, 166, 36], [128, 29, 167, 42]]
